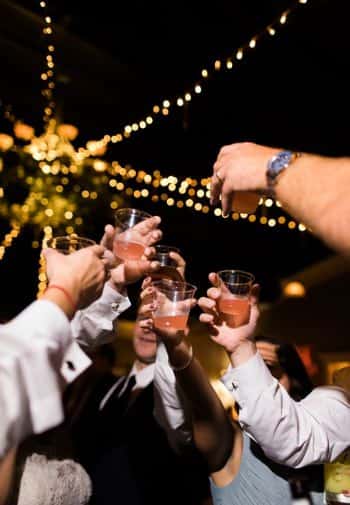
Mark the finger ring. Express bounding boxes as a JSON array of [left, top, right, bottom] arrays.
[[215, 171, 223, 184]]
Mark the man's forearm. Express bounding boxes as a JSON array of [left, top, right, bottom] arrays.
[[276, 154, 350, 256]]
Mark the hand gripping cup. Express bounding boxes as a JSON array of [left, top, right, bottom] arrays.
[[152, 279, 197, 331], [217, 269, 255, 328]]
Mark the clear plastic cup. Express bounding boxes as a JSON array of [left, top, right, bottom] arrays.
[[217, 269, 255, 328], [113, 208, 152, 261], [152, 279, 197, 331], [151, 245, 184, 281]]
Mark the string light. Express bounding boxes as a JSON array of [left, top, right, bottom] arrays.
[[101, 160, 306, 230], [0, 222, 21, 261], [39, 0, 56, 125], [36, 226, 52, 297], [82, 0, 309, 150]]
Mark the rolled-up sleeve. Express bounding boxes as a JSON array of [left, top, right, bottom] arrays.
[[0, 300, 73, 458], [70, 283, 131, 349], [222, 352, 350, 467]]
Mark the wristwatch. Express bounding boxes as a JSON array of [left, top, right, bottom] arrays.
[[266, 150, 301, 195]]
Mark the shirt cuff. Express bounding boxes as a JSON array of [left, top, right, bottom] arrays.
[[61, 341, 92, 383], [71, 283, 131, 348], [221, 352, 275, 407], [100, 283, 131, 311]]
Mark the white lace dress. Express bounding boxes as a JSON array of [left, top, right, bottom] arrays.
[[17, 454, 92, 505]]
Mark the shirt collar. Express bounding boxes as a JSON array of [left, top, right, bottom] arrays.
[[128, 362, 155, 390]]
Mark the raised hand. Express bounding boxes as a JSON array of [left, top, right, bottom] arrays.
[[198, 272, 260, 354], [44, 244, 107, 310]]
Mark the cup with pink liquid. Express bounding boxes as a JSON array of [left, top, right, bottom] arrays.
[[152, 279, 197, 331], [150, 245, 184, 282], [217, 270, 255, 328], [113, 208, 153, 261]]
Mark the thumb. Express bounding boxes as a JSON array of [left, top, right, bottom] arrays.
[[208, 272, 221, 288], [250, 284, 260, 306]]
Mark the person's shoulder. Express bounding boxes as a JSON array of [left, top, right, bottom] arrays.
[[305, 385, 350, 403], [301, 385, 350, 424]]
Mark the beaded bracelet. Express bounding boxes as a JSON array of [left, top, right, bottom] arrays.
[[170, 345, 193, 372]]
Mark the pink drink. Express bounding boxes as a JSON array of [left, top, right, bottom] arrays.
[[232, 191, 260, 213], [153, 314, 188, 331], [219, 297, 250, 327], [114, 239, 145, 261]]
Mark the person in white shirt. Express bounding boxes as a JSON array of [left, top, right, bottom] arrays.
[[197, 273, 350, 467], [69, 255, 210, 505], [1, 214, 163, 505], [151, 319, 324, 505], [0, 242, 107, 505], [152, 273, 350, 470]]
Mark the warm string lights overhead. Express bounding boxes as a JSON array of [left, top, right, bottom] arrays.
[[77, 158, 307, 232], [38, 0, 56, 125], [0, 0, 308, 276], [82, 0, 310, 152]]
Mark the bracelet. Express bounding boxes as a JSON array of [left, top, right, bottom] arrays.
[[170, 345, 193, 372], [45, 284, 77, 314]]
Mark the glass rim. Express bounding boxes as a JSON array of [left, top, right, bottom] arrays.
[[217, 269, 255, 285], [151, 279, 197, 294], [47, 235, 96, 247], [114, 207, 153, 220], [155, 244, 181, 254]]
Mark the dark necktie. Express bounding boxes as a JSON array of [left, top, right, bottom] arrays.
[[102, 374, 137, 415], [118, 374, 137, 412]]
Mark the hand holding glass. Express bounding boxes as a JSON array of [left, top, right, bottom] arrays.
[[152, 280, 197, 331], [150, 245, 184, 281], [217, 270, 255, 328], [113, 208, 152, 261]]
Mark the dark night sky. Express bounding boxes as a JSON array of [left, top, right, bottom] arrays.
[[0, 0, 347, 318]]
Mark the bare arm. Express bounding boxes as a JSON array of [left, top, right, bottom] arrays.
[[159, 336, 234, 473], [275, 153, 350, 256], [211, 143, 350, 256]]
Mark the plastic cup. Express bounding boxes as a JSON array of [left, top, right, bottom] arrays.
[[151, 245, 184, 281], [217, 269, 255, 328], [152, 279, 197, 331], [113, 208, 153, 261]]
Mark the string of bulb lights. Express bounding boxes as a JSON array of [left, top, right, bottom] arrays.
[[80, 0, 310, 152], [0, 0, 310, 289]]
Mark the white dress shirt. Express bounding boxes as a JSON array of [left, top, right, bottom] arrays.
[[0, 283, 130, 459], [222, 351, 350, 467], [153, 345, 350, 467]]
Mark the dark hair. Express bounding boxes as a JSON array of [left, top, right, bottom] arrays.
[[255, 335, 313, 401]]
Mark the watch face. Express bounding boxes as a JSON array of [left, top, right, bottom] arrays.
[[269, 150, 294, 176]]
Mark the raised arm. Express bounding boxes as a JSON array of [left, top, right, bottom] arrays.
[[71, 219, 162, 349], [0, 244, 107, 503], [211, 142, 350, 256], [199, 272, 350, 467], [152, 317, 234, 472]]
